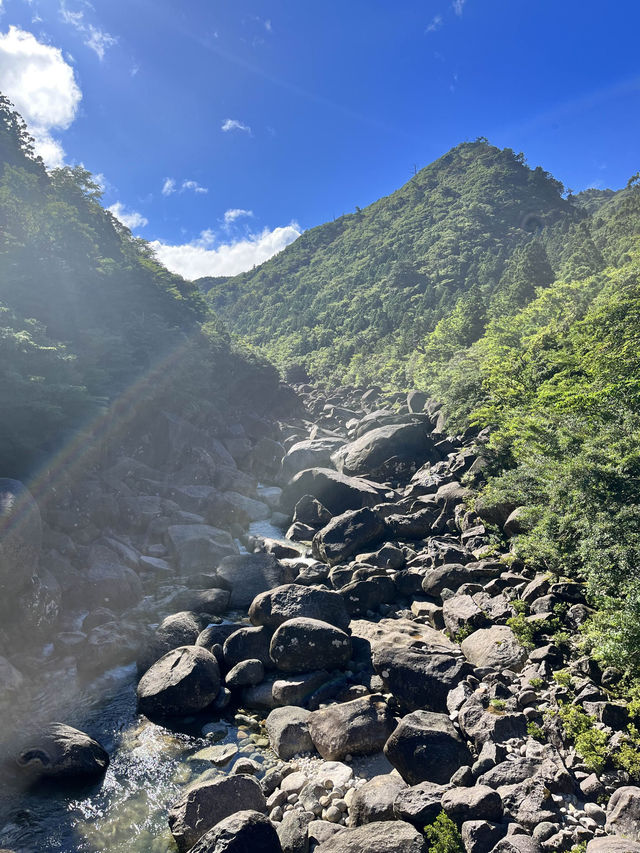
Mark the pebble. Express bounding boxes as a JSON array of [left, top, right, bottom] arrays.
[[324, 806, 342, 823]]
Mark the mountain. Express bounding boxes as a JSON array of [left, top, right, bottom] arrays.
[[207, 140, 640, 676], [204, 140, 585, 383]]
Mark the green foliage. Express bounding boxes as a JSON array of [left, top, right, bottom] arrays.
[[207, 141, 577, 384], [0, 96, 283, 477], [424, 812, 464, 853], [552, 669, 573, 688], [556, 703, 609, 772], [527, 721, 546, 742], [570, 844, 587, 853]]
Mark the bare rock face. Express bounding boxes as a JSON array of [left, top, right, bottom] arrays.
[[17, 723, 109, 781], [308, 695, 396, 760], [137, 645, 220, 717], [168, 776, 267, 852]]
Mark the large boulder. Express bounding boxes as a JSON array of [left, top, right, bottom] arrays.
[[168, 524, 237, 574], [185, 810, 282, 853], [349, 773, 407, 825], [458, 693, 527, 748], [217, 553, 286, 608], [441, 785, 503, 822], [331, 423, 438, 478], [373, 645, 468, 713], [314, 820, 425, 853], [384, 710, 472, 785], [312, 508, 385, 565], [17, 723, 109, 781], [308, 695, 396, 760], [282, 438, 345, 477], [168, 776, 267, 852], [606, 786, 640, 842], [460, 626, 527, 673], [265, 706, 314, 759], [269, 618, 351, 672], [587, 841, 640, 853], [281, 468, 389, 516], [249, 584, 350, 631], [393, 781, 447, 826], [223, 625, 273, 668], [137, 646, 220, 717]]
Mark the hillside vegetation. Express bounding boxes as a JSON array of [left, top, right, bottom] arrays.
[[0, 95, 282, 478], [209, 142, 640, 677]]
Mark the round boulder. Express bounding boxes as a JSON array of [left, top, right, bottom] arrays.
[[384, 710, 472, 785], [137, 645, 220, 717], [249, 583, 350, 631], [17, 723, 109, 781], [269, 618, 351, 673]]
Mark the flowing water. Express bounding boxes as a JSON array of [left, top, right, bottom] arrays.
[[0, 519, 302, 852]]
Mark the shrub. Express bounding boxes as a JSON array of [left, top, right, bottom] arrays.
[[424, 811, 464, 853]]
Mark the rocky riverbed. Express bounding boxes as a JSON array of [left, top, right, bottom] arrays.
[[1, 384, 639, 853]]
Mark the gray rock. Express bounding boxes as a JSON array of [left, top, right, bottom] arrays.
[[491, 836, 542, 853], [308, 695, 396, 760], [269, 618, 351, 673], [196, 622, 242, 653], [281, 468, 389, 516], [17, 723, 109, 781], [184, 809, 280, 853], [606, 786, 640, 842], [0, 479, 41, 589], [249, 584, 350, 631], [458, 693, 527, 748], [308, 821, 343, 847], [393, 781, 447, 826], [217, 553, 287, 608], [170, 587, 231, 615], [155, 611, 204, 651], [350, 773, 407, 825], [442, 594, 488, 637], [339, 576, 396, 616], [137, 646, 220, 717], [283, 439, 346, 478], [265, 707, 314, 759], [224, 625, 273, 668], [168, 776, 267, 852], [373, 645, 468, 713], [272, 671, 333, 707], [461, 819, 507, 853], [461, 626, 527, 672], [225, 659, 264, 687], [314, 820, 426, 853], [167, 524, 237, 574], [312, 507, 386, 566], [384, 710, 472, 785], [587, 840, 640, 853], [277, 809, 311, 853], [441, 785, 503, 822], [331, 423, 438, 478]]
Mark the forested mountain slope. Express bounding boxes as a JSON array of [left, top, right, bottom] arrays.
[[205, 141, 585, 381], [0, 95, 282, 477]]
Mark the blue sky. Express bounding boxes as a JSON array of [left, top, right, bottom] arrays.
[[0, 0, 639, 279]]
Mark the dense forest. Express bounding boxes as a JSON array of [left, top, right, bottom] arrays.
[[0, 94, 282, 479], [208, 142, 640, 680]]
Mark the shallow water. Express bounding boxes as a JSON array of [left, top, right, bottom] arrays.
[[0, 519, 305, 851]]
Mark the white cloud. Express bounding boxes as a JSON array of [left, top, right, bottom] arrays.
[[221, 118, 251, 134], [162, 177, 208, 195], [150, 223, 301, 280], [264, 19, 272, 32], [224, 208, 253, 225], [60, 2, 117, 60], [0, 26, 82, 167], [452, 0, 466, 15], [426, 14, 443, 33], [162, 177, 176, 196], [107, 202, 148, 230], [182, 179, 208, 194]]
